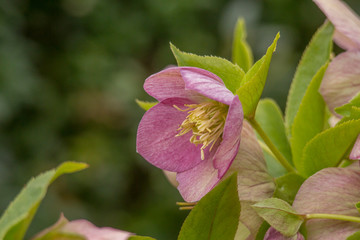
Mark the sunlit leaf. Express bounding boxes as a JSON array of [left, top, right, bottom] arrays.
[[170, 44, 245, 93], [236, 33, 279, 117], [285, 22, 333, 136], [0, 162, 88, 240]]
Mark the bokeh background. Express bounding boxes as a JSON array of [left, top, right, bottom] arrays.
[[1, 0, 360, 239]]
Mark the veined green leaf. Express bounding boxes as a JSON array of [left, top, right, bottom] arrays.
[[236, 33, 280, 118], [178, 174, 240, 240], [252, 198, 303, 237], [232, 18, 253, 72], [135, 99, 158, 111], [0, 162, 88, 240], [300, 119, 360, 177], [170, 44, 245, 93], [291, 64, 327, 171], [285, 22, 333, 136]]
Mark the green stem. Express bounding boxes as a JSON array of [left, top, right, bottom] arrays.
[[248, 118, 295, 173], [306, 213, 360, 223]]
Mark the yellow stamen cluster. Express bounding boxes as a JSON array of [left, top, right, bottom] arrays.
[[174, 101, 228, 160]]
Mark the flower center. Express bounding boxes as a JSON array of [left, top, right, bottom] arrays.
[[174, 101, 228, 160]]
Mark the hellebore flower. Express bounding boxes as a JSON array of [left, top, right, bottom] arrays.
[[314, 0, 360, 159], [137, 67, 243, 202], [33, 214, 132, 240]]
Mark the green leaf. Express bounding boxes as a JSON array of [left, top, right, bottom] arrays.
[[170, 43, 245, 93], [178, 174, 240, 240], [135, 99, 158, 111], [232, 18, 253, 72], [273, 173, 305, 205], [129, 236, 156, 240], [347, 231, 360, 240], [255, 221, 270, 240], [252, 198, 304, 237], [335, 92, 360, 117], [300, 119, 360, 177], [339, 107, 360, 124], [0, 162, 88, 240], [236, 33, 280, 117], [285, 22, 333, 136], [290, 63, 327, 171], [356, 202, 360, 214], [255, 98, 292, 164]]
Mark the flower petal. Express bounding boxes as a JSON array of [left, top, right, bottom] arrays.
[[180, 67, 235, 105], [144, 67, 204, 102], [137, 98, 206, 172], [224, 122, 275, 239], [350, 134, 360, 160], [319, 51, 360, 114], [293, 168, 360, 240], [213, 96, 243, 177], [313, 0, 360, 50], [62, 220, 132, 240], [176, 149, 220, 202], [264, 227, 304, 240]]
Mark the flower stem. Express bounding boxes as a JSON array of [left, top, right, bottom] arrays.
[[248, 118, 295, 173], [305, 213, 360, 223]]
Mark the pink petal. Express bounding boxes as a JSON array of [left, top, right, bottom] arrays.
[[213, 96, 243, 177], [350, 134, 360, 160], [144, 67, 205, 102], [180, 67, 235, 105], [63, 220, 132, 240], [319, 51, 360, 114], [264, 227, 304, 240], [176, 147, 220, 202], [313, 0, 360, 50], [137, 98, 205, 172], [293, 168, 360, 240]]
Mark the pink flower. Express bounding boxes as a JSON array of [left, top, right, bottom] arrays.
[[314, 0, 360, 159], [33, 214, 132, 240], [137, 67, 243, 201]]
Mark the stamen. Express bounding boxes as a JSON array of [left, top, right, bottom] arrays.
[[175, 101, 228, 160]]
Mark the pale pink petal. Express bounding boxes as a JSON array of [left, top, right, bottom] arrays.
[[63, 220, 132, 240], [319, 51, 360, 114], [333, 30, 360, 50], [264, 227, 304, 240], [144, 67, 204, 102], [180, 67, 235, 105], [350, 134, 360, 160], [176, 145, 220, 202], [223, 122, 275, 239], [293, 168, 360, 240], [213, 96, 243, 177], [313, 0, 360, 50], [163, 170, 178, 187], [137, 98, 206, 172]]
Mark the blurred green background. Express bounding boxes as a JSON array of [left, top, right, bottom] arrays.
[[1, 0, 360, 239]]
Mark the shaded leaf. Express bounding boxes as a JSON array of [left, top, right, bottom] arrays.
[[255, 98, 292, 164], [347, 231, 360, 240], [255, 221, 270, 240], [178, 174, 240, 240], [291, 63, 327, 171], [170, 44, 245, 93], [285, 22, 333, 136], [293, 168, 360, 240], [273, 173, 305, 205], [236, 33, 279, 117], [0, 162, 88, 240], [232, 18, 253, 72], [299, 119, 360, 177], [252, 198, 304, 237]]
